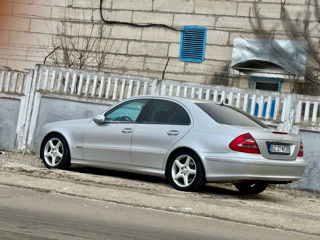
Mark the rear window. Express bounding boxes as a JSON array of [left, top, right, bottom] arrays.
[[196, 103, 267, 128]]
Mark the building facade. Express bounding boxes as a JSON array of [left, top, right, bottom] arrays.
[[0, 0, 316, 93]]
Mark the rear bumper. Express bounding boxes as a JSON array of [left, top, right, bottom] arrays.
[[202, 153, 306, 182]]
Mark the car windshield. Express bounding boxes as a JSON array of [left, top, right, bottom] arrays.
[[196, 103, 267, 128]]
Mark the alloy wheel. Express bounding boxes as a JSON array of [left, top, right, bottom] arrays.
[[43, 138, 64, 167], [171, 155, 197, 188]]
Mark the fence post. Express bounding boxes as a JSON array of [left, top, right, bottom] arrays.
[[23, 64, 42, 153], [15, 70, 33, 152], [277, 94, 297, 133]]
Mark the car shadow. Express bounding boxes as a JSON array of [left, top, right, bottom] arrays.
[[69, 165, 275, 200], [203, 183, 277, 201], [70, 165, 167, 185]]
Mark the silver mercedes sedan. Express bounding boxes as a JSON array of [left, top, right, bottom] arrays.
[[37, 96, 306, 194]]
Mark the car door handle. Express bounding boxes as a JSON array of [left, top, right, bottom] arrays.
[[121, 128, 133, 134], [167, 130, 179, 136]]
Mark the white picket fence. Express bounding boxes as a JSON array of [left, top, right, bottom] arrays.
[[32, 65, 320, 129], [0, 69, 31, 95], [1, 64, 320, 152], [36, 65, 158, 101]]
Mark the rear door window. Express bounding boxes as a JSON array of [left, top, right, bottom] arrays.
[[141, 100, 190, 125], [196, 103, 267, 128]]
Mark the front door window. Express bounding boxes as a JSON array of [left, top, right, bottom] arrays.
[[104, 99, 148, 122]]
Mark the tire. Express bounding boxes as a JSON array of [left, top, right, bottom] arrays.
[[167, 150, 205, 192], [40, 133, 71, 170], [234, 182, 268, 194]]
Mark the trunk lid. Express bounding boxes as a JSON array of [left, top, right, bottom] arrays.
[[249, 129, 300, 161]]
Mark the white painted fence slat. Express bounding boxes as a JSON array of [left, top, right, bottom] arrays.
[[77, 74, 84, 95], [228, 92, 233, 105], [84, 74, 91, 96], [17, 74, 24, 94], [119, 79, 126, 101], [135, 80, 141, 96], [105, 77, 112, 99], [221, 91, 226, 104], [0, 71, 5, 92], [183, 87, 188, 98], [176, 85, 181, 97], [43, 69, 49, 90], [250, 94, 256, 116], [112, 78, 119, 100], [265, 96, 272, 120], [273, 97, 280, 121], [98, 76, 105, 98], [236, 92, 241, 108], [91, 75, 98, 97], [191, 87, 195, 98], [142, 81, 148, 95], [312, 102, 318, 124], [4, 72, 11, 92], [127, 79, 133, 99], [169, 85, 173, 96], [160, 83, 166, 95], [63, 72, 70, 93], [198, 88, 203, 99], [70, 73, 77, 94], [257, 95, 264, 118], [11, 72, 18, 93], [295, 100, 302, 123], [243, 93, 248, 112], [50, 70, 56, 92], [213, 90, 218, 102], [304, 101, 310, 123], [205, 89, 210, 100], [281, 99, 287, 122], [57, 71, 63, 92]]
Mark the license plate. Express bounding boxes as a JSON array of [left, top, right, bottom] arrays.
[[268, 144, 290, 155]]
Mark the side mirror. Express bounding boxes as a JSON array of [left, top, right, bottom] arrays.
[[93, 115, 105, 124]]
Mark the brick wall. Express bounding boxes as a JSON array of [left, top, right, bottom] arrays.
[[0, 0, 312, 86]]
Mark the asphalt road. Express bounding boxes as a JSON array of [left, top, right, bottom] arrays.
[[0, 185, 319, 240]]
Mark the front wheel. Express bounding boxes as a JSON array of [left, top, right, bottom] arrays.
[[234, 182, 268, 194], [167, 151, 205, 192], [40, 134, 71, 170]]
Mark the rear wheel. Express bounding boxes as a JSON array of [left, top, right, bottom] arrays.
[[234, 181, 268, 194], [167, 150, 205, 192], [40, 134, 70, 170]]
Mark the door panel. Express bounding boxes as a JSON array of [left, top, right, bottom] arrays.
[[131, 124, 191, 169], [83, 122, 136, 165], [131, 99, 192, 169], [82, 99, 149, 165]]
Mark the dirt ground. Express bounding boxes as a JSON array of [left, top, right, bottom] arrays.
[[0, 152, 320, 236]]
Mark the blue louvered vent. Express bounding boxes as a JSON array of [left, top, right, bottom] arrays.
[[179, 26, 207, 63]]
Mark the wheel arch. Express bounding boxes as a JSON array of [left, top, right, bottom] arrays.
[[164, 146, 206, 178]]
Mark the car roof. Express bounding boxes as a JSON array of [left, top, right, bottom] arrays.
[[129, 95, 220, 106]]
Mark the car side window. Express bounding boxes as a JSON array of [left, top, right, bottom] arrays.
[[104, 99, 148, 122], [141, 100, 190, 125]]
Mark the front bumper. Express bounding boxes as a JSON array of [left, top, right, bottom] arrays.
[[202, 152, 306, 182]]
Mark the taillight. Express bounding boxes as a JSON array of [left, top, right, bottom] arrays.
[[229, 133, 261, 154], [298, 140, 303, 157]]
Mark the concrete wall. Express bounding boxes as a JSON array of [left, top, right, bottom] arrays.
[[0, 0, 309, 87], [35, 97, 111, 137], [290, 130, 320, 192], [0, 98, 20, 151]]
